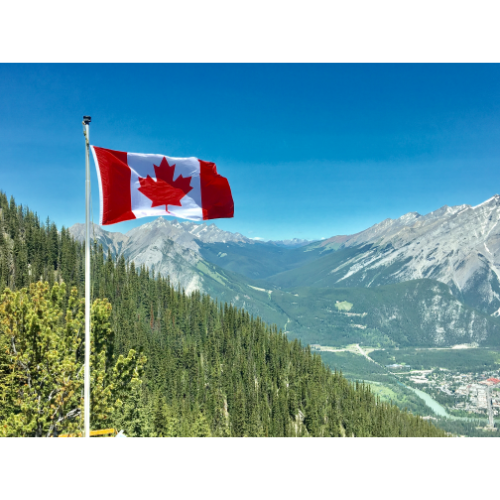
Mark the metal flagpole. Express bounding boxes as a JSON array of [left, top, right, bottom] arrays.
[[83, 115, 92, 438]]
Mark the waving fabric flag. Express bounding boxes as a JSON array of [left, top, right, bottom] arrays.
[[91, 146, 234, 225]]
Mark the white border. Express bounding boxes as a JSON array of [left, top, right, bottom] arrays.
[[2, 2, 500, 62]]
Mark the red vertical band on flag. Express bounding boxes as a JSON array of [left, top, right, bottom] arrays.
[[92, 147, 136, 225], [199, 160, 234, 220]]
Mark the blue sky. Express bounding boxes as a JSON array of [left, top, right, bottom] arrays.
[[1, 63, 500, 241]]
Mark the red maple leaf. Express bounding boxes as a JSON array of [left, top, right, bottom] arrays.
[[138, 157, 193, 212]]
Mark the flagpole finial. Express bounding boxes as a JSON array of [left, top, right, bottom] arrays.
[[83, 115, 92, 125]]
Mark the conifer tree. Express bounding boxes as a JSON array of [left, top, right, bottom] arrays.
[[0, 281, 146, 437]]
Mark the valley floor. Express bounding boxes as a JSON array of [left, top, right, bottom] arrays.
[[313, 344, 500, 437]]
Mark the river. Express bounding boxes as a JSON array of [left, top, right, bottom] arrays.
[[405, 385, 496, 423]]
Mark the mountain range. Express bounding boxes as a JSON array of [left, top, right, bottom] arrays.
[[267, 195, 500, 315], [69, 195, 500, 348]]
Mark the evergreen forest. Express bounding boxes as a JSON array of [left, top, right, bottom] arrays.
[[0, 191, 445, 437]]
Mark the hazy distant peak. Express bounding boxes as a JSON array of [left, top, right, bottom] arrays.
[[266, 238, 317, 248]]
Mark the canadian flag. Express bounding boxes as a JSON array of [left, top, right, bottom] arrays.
[[91, 146, 234, 225]]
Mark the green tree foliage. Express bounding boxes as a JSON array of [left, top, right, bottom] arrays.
[[0, 281, 145, 437], [0, 282, 83, 436], [0, 191, 445, 437]]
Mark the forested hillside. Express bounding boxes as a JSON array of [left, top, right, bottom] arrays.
[[0, 191, 445, 437], [271, 281, 500, 348]]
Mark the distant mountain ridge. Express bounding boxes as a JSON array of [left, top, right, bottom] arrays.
[[258, 238, 316, 248]]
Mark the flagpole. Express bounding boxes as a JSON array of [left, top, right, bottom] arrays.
[[83, 115, 92, 439]]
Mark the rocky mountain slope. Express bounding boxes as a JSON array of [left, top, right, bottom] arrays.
[[270, 195, 500, 316], [70, 218, 256, 294]]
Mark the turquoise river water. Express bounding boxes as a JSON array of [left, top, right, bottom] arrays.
[[405, 385, 499, 423]]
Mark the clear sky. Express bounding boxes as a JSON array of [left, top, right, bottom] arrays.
[[1, 63, 500, 241]]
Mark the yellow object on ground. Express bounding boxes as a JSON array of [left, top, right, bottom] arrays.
[[59, 428, 117, 437]]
